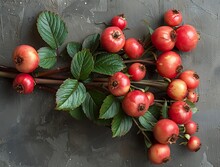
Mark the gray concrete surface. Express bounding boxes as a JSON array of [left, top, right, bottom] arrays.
[[0, 0, 219, 166]]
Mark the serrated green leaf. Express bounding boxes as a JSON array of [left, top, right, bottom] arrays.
[[99, 95, 120, 119], [67, 42, 82, 58], [185, 100, 199, 114], [161, 100, 168, 118], [71, 50, 94, 81], [37, 11, 68, 49], [38, 47, 57, 69], [93, 53, 125, 75], [139, 111, 157, 131], [111, 112, 133, 137], [69, 107, 85, 120], [82, 90, 106, 120], [82, 33, 100, 53], [56, 79, 86, 111]]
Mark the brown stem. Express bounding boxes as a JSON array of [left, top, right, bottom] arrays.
[[0, 71, 17, 78], [93, 78, 108, 82], [132, 118, 152, 144], [85, 82, 108, 86], [34, 66, 70, 77], [34, 78, 64, 85], [0, 65, 18, 73], [124, 59, 155, 65], [131, 80, 168, 90]]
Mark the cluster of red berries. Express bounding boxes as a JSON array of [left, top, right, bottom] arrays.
[[100, 9, 201, 164]]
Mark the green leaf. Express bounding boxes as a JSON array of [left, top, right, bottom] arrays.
[[38, 47, 57, 69], [99, 95, 121, 119], [139, 111, 157, 131], [69, 107, 85, 120], [143, 20, 154, 35], [144, 138, 152, 149], [71, 50, 94, 81], [93, 53, 125, 75], [148, 105, 161, 120], [111, 112, 133, 137], [185, 100, 199, 114], [37, 11, 68, 49], [82, 90, 106, 120], [161, 100, 168, 118], [56, 79, 86, 111], [67, 42, 82, 58], [82, 33, 100, 53]]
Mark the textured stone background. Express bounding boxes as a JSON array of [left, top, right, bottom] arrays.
[[0, 0, 219, 166]]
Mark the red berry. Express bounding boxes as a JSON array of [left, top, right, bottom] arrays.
[[128, 63, 146, 81], [108, 72, 130, 96], [13, 73, 35, 94], [122, 90, 150, 117], [156, 51, 182, 79], [145, 92, 154, 106], [184, 120, 198, 135], [148, 144, 170, 164], [187, 136, 201, 152], [164, 9, 182, 27], [168, 101, 193, 124], [12, 45, 40, 73], [111, 14, 127, 30], [187, 90, 199, 103], [151, 26, 176, 52], [124, 38, 144, 59], [179, 70, 200, 90], [153, 119, 179, 144], [101, 26, 125, 53], [167, 79, 188, 101]]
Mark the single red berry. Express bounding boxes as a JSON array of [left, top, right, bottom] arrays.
[[108, 72, 130, 96], [124, 38, 145, 59], [184, 120, 198, 135], [148, 144, 171, 164], [12, 45, 40, 73], [111, 14, 127, 30], [164, 9, 182, 27], [187, 90, 199, 103], [122, 90, 150, 117], [128, 63, 146, 81], [179, 70, 200, 90], [187, 136, 201, 152], [13, 73, 35, 94]]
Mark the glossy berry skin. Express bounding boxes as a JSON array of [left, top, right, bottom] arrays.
[[128, 63, 146, 81], [156, 51, 182, 79], [167, 79, 188, 101], [187, 136, 201, 152], [101, 26, 125, 53], [111, 14, 127, 30], [168, 101, 193, 124], [122, 90, 150, 117], [148, 144, 170, 165], [145, 92, 154, 106], [13, 73, 35, 94], [12, 45, 40, 73], [184, 120, 198, 135], [179, 70, 200, 90], [175, 24, 199, 52], [187, 91, 199, 103], [108, 72, 130, 96], [153, 119, 179, 144], [151, 26, 176, 52], [164, 9, 182, 27], [124, 38, 144, 59]]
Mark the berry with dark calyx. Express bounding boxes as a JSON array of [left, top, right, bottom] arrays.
[[12, 45, 40, 73], [187, 90, 199, 103], [111, 14, 127, 30], [151, 26, 176, 52], [164, 9, 182, 27], [128, 63, 146, 81], [153, 119, 179, 144], [122, 90, 150, 117], [179, 70, 200, 90], [148, 143, 171, 164], [100, 26, 125, 53], [108, 72, 130, 96], [168, 101, 193, 124], [13, 73, 35, 94], [184, 120, 198, 135], [187, 136, 201, 152]]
